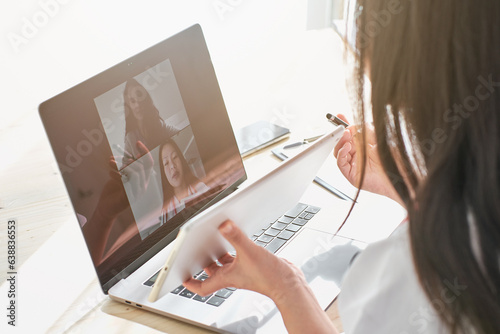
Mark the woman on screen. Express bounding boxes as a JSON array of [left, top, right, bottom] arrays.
[[123, 78, 178, 165], [159, 139, 209, 222]]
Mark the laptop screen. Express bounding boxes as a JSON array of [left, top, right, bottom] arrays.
[[39, 25, 246, 292]]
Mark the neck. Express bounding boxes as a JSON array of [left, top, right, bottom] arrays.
[[174, 182, 189, 200]]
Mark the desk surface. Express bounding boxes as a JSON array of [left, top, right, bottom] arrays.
[[0, 27, 405, 334]]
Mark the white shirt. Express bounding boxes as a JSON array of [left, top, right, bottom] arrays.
[[164, 182, 210, 221], [339, 223, 451, 333]]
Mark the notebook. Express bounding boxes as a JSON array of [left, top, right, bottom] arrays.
[[39, 24, 365, 333]]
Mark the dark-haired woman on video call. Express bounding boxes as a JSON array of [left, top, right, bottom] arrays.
[[122, 78, 178, 165], [159, 139, 209, 222], [184, 0, 500, 333]]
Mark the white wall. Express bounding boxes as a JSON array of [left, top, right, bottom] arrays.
[[1, 0, 309, 129]]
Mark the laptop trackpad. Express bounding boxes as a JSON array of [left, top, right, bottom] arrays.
[[216, 228, 366, 334], [276, 228, 367, 309]]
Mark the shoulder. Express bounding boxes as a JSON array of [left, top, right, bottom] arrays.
[[339, 224, 448, 333]]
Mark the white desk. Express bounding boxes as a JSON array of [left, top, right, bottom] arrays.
[[0, 24, 405, 333]]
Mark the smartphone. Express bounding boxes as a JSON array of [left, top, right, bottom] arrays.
[[234, 120, 290, 157]]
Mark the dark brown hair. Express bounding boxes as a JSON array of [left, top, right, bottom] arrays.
[[123, 78, 168, 146], [349, 0, 500, 332]]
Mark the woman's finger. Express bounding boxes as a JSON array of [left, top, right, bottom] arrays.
[[335, 113, 350, 124], [203, 261, 221, 276], [136, 140, 155, 168], [218, 220, 256, 256], [337, 142, 352, 162], [183, 276, 227, 297], [337, 143, 353, 178], [334, 129, 352, 157], [218, 253, 235, 265]]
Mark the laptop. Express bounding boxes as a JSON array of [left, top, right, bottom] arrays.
[[39, 24, 366, 333]]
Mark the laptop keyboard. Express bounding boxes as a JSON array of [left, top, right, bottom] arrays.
[[251, 203, 319, 253], [144, 202, 320, 307]]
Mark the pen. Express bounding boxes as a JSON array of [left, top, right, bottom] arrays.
[[326, 113, 349, 128], [282, 134, 323, 150]]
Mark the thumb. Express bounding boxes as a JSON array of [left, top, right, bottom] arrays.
[[218, 220, 254, 255], [135, 140, 150, 155]]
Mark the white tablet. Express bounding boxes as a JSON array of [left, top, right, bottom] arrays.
[[149, 125, 344, 302]]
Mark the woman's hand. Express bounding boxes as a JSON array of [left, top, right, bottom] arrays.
[[183, 221, 339, 334], [333, 114, 403, 205], [183, 220, 302, 303]]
